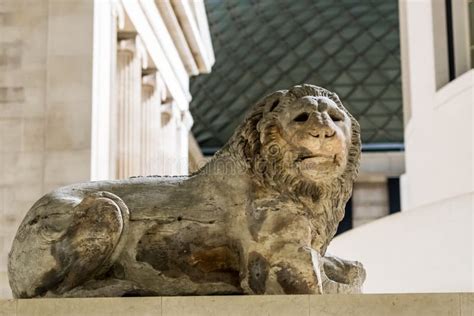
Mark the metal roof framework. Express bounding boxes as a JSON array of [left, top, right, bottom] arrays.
[[190, 0, 403, 151]]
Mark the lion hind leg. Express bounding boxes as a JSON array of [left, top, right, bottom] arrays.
[[52, 191, 130, 295], [44, 279, 147, 298]]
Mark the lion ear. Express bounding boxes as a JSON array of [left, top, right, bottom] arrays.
[[262, 90, 286, 113]]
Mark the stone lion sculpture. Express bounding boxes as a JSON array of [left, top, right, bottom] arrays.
[[9, 84, 365, 298]]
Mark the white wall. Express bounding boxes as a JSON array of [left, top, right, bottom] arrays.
[[331, 0, 473, 293], [329, 192, 473, 293], [401, 0, 473, 210], [403, 70, 474, 209]]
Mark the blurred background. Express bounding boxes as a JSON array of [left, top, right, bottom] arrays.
[[0, 0, 472, 298]]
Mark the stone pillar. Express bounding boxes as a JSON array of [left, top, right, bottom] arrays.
[[141, 71, 168, 176], [116, 37, 141, 178], [141, 72, 161, 175], [141, 83, 153, 175], [131, 39, 142, 177], [160, 106, 170, 175], [160, 102, 178, 175], [177, 111, 193, 175], [150, 88, 162, 176], [154, 75, 167, 175], [91, 0, 119, 181]]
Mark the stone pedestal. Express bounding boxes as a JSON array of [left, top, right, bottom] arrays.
[[0, 294, 472, 316]]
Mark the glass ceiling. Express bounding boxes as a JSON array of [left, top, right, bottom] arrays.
[[190, 0, 403, 152]]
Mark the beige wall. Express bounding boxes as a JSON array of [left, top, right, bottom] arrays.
[[0, 0, 94, 298], [351, 151, 405, 228], [352, 181, 389, 228]]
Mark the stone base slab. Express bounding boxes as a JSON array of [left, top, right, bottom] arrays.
[[0, 293, 472, 316]]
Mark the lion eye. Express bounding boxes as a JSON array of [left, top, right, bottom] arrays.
[[293, 112, 309, 122], [329, 112, 344, 122]]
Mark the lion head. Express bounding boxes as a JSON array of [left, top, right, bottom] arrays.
[[225, 84, 361, 191], [203, 84, 361, 254]]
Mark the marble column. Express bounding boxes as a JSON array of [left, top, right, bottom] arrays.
[[116, 37, 141, 178], [141, 83, 153, 175], [178, 110, 193, 175], [177, 120, 187, 175], [141, 72, 162, 175], [150, 90, 162, 175], [91, 0, 118, 181], [159, 102, 176, 175]]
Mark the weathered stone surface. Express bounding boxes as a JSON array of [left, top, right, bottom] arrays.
[[0, 299, 16, 316], [0, 293, 471, 316], [8, 84, 365, 297]]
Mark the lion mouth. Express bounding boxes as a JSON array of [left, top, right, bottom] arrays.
[[297, 153, 342, 168], [297, 153, 335, 162]]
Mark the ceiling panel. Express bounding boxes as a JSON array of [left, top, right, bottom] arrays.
[[190, 0, 403, 150]]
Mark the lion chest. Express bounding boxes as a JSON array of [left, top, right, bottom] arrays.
[[246, 198, 313, 245]]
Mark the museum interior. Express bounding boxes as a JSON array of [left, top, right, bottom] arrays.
[[0, 0, 472, 314]]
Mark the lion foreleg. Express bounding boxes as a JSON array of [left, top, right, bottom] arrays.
[[320, 253, 366, 294], [269, 243, 323, 294], [242, 242, 323, 295]]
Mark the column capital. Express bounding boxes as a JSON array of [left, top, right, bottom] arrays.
[[180, 110, 194, 131], [161, 102, 176, 126]]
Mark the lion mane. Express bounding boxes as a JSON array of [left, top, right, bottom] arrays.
[[199, 84, 361, 254]]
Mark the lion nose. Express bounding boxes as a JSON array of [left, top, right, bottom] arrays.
[[317, 99, 330, 112], [310, 126, 336, 139], [309, 114, 336, 139]]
